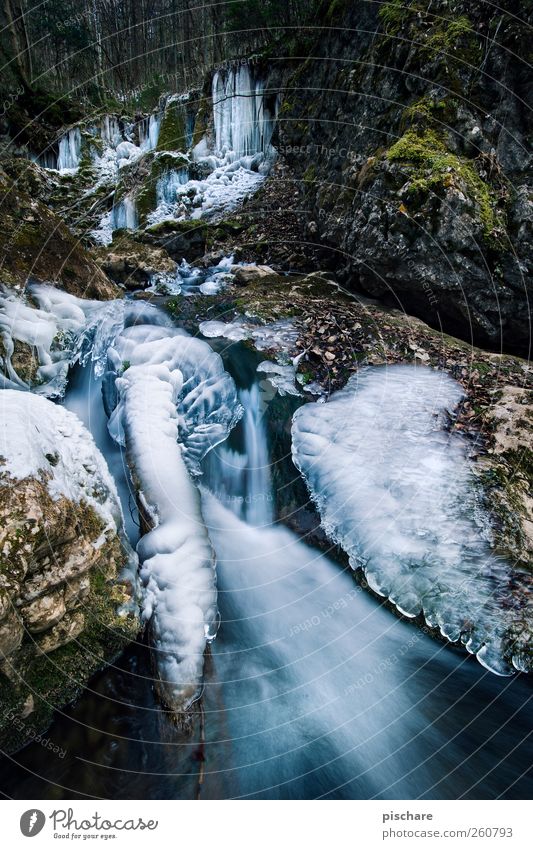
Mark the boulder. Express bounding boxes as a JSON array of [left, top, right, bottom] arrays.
[[0, 390, 139, 753]]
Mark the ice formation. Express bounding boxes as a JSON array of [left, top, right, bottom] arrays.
[[147, 256, 235, 296], [0, 389, 133, 561], [0, 284, 126, 396], [257, 360, 301, 397], [0, 282, 176, 397], [148, 66, 278, 225], [57, 127, 82, 172], [200, 315, 298, 350], [104, 324, 242, 709], [291, 364, 533, 675]]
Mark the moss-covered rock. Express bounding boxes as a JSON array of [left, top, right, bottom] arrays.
[[157, 103, 187, 152], [387, 128, 507, 246], [0, 164, 119, 299]]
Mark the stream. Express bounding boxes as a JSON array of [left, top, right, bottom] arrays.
[[0, 323, 531, 800]]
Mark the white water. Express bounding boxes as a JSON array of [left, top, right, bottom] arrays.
[[205, 382, 273, 527], [194, 378, 532, 799], [3, 366, 533, 800], [292, 365, 533, 676]]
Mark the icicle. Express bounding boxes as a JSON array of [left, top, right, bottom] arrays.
[[57, 128, 82, 171], [110, 195, 138, 230]]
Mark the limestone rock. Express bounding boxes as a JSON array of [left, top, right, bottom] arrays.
[[232, 264, 277, 286], [0, 391, 139, 753]]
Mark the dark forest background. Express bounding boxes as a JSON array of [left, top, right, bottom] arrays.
[[1, 0, 322, 110]]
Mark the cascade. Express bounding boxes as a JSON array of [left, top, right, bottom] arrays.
[[205, 382, 272, 526]]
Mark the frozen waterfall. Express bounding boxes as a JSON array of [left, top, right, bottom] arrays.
[[212, 65, 276, 159], [57, 127, 82, 172]]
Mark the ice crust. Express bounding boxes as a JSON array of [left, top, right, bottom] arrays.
[[292, 365, 533, 675], [104, 324, 242, 708]]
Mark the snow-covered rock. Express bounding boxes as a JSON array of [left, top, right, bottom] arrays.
[[0, 389, 138, 749]]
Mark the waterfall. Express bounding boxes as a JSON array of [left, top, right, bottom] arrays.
[[110, 195, 138, 230], [139, 113, 161, 151], [57, 127, 82, 171], [205, 382, 273, 526], [212, 66, 276, 160], [148, 68, 278, 225]]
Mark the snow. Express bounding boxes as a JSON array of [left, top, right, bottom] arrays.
[[0, 389, 133, 561], [104, 324, 242, 709], [291, 364, 533, 675]]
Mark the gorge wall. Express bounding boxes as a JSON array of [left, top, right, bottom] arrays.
[[276, 0, 532, 355]]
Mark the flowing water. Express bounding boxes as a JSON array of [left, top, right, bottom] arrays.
[[0, 336, 531, 800], [2, 72, 531, 800]]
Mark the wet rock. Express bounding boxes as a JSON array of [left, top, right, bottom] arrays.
[[276, 0, 532, 356], [97, 238, 176, 288]]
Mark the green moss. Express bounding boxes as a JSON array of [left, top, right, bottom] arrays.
[[387, 129, 506, 245], [303, 164, 317, 184], [379, 0, 413, 34], [157, 104, 187, 152], [135, 153, 188, 221], [379, 3, 480, 65], [146, 218, 206, 236], [192, 97, 210, 148], [424, 15, 477, 60], [403, 95, 456, 128]]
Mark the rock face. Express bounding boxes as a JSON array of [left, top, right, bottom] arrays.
[[97, 237, 176, 289], [278, 0, 532, 356], [0, 390, 138, 752], [0, 162, 119, 299]]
